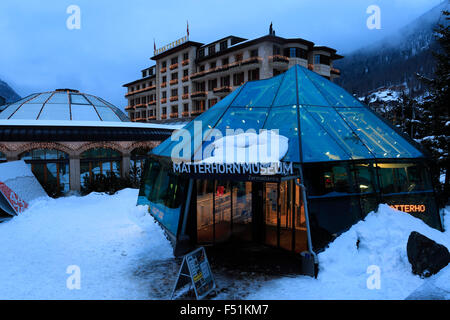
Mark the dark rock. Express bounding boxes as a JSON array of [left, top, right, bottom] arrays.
[[407, 231, 450, 278]]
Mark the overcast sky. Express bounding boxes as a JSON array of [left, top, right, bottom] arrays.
[[0, 0, 444, 109]]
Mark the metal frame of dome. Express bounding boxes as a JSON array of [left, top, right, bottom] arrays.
[[137, 65, 442, 263], [0, 89, 130, 122]]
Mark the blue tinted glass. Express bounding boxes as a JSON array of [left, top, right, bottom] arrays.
[[39, 104, 70, 120], [305, 106, 374, 160], [231, 74, 283, 107], [28, 93, 52, 104], [95, 106, 121, 121], [0, 94, 39, 119], [71, 104, 101, 121], [273, 68, 297, 106], [299, 105, 350, 162], [70, 94, 90, 105], [214, 107, 268, 132], [10, 102, 43, 119], [297, 67, 329, 106], [153, 86, 243, 159], [263, 105, 300, 162], [337, 108, 423, 158], [302, 67, 363, 107], [85, 95, 107, 106], [47, 92, 69, 104]]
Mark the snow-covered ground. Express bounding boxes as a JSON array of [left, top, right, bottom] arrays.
[[0, 189, 448, 300]]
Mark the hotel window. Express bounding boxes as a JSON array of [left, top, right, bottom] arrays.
[[314, 54, 331, 65], [171, 88, 178, 96], [183, 103, 189, 112], [162, 91, 167, 99], [171, 57, 178, 65], [220, 40, 228, 51], [162, 76, 167, 83], [198, 48, 205, 58], [80, 148, 122, 189], [208, 79, 217, 91], [148, 68, 154, 76], [183, 52, 189, 60], [221, 75, 230, 87], [248, 68, 259, 81], [235, 53, 243, 62], [250, 49, 258, 57], [208, 98, 217, 109], [222, 57, 229, 66], [273, 45, 281, 55], [171, 105, 178, 114], [171, 72, 178, 80], [233, 72, 244, 86], [208, 45, 216, 55], [142, 70, 147, 77], [183, 86, 189, 94], [162, 107, 167, 115], [183, 69, 189, 77], [210, 61, 216, 69], [199, 65, 205, 72], [162, 61, 167, 68]]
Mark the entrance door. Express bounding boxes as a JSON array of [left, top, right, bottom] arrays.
[[263, 180, 308, 253]]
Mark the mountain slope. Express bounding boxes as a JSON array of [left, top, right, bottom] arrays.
[[0, 78, 20, 104], [335, 1, 449, 97]]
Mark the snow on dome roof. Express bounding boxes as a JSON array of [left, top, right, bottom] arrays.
[[0, 90, 129, 122], [152, 64, 424, 163]]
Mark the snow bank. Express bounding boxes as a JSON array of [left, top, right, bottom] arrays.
[[248, 204, 450, 300], [202, 130, 289, 163], [0, 189, 173, 299]]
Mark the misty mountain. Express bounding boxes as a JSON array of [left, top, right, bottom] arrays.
[[335, 1, 449, 98], [0, 78, 20, 105]]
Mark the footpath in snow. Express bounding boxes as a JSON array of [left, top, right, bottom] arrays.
[[0, 188, 448, 300]]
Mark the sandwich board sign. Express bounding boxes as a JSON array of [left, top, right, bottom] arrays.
[[171, 247, 216, 300]]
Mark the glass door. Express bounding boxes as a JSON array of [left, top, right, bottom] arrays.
[[264, 183, 278, 247]]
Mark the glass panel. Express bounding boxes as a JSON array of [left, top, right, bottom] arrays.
[[197, 179, 215, 243], [154, 86, 243, 159], [304, 163, 356, 196], [299, 106, 350, 162], [70, 94, 90, 105], [59, 162, 70, 193], [263, 106, 300, 162], [337, 108, 423, 158], [0, 103, 22, 119], [28, 92, 52, 104], [377, 162, 433, 194], [232, 181, 252, 242], [353, 163, 377, 194], [46, 92, 69, 104], [302, 67, 363, 107], [279, 181, 293, 251], [71, 104, 101, 121], [38, 103, 70, 120], [305, 105, 373, 160], [264, 182, 278, 247], [214, 181, 232, 242], [273, 68, 297, 106], [84, 95, 107, 106], [231, 74, 283, 107], [95, 106, 121, 121], [9, 103, 43, 119], [297, 67, 329, 106]]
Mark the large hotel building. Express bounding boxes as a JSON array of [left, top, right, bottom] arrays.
[[123, 29, 342, 123]]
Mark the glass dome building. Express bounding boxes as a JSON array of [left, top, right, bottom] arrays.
[[138, 65, 442, 261], [0, 89, 129, 122]]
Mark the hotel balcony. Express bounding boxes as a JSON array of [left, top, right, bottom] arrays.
[[161, 67, 167, 73], [147, 115, 156, 121], [190, 57, 263, 80], [191, 109, 204, 116], [170, 112, 179, 118], [213, 86, 232, 97], [125, 105, 134, 111], [331, 67, 341, 76], [161, 82, 167, 88], [160, 98, 167, 104], [269, 55, 290, 68], [182, 93, 189, 100], [181, 111, 190, 117], [169, 63, 178, 70], [169, 79, 178, 85], [124, 85, 156, 97], [160, 114, 167, 119], [182, 75, 189, 83], [135, 103, 146, 109], [190, 91, 208, 100], [148, 100, 157, 106], [170, 96, 179, 102], [134, 117, 146, 123], [182, 59, 189, 66]]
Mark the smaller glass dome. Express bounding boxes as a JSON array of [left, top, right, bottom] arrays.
[[0, 89, 129, 122]]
